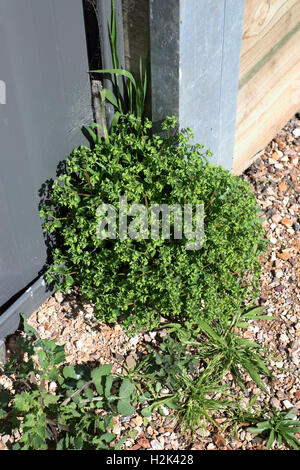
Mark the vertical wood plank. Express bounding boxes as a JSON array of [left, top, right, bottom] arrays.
[[234, 0, 300, 173]]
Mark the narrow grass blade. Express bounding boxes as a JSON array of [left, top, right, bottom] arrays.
[[91, 69, 136, 89]]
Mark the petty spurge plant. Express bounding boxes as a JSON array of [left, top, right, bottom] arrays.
[[41, 114, 266, 332]]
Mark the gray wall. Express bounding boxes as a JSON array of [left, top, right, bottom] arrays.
[[122, 0, 150, 78], [0, 0, 92, 310], [150, 0, 245, 170]]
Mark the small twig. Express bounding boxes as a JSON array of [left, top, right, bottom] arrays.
[[39, 378, 46, 409], [50, 271, 77, 277], [18, 379, 32, 391], [204, 190, 216, 212], [85, 168, 92, 191], [143, 192, 149, 212], [46, 417, 70, 432], [29, 371, 37, 386], [64, 186, 92, 197], [61, 380, 93, 407]]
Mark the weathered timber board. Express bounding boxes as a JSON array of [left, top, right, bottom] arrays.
[[233, 25, 300, 174], [240, 0, 300, 81]]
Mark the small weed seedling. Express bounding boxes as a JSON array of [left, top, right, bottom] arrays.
[[248, 408, 300, 449]]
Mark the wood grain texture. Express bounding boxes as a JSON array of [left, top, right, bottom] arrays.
[[240, 0, 300, 79], [233, 26, 300, 174]]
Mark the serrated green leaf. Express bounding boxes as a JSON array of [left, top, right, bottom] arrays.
[[63, 365, 77, 379], [43, 394, 59, 406], [115, 437, 126, 450], [117, 399, 135, 416], [141, 406, 152, 417], [91, 364, 113, 395]]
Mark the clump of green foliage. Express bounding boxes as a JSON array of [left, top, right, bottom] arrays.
[[4, 311, 297, 450], [151, 306, 273, 431], [185, 307, 273, 393], [41, 114, 265, 332], [167, 308, 273, 389], [0, 316, 134, 450], [0, 315, 228, 449], [248, 408, 300, 450], [0, 316, 202, 450]]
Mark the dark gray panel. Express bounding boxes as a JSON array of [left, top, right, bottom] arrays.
[[0, 276, 52, 341], [0, 340, 5, 363], [150, 0, 179, 129], [97, 0, 125, 126], [0, 0, 92, 307]]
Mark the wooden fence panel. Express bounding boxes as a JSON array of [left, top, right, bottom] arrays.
[[233, 0, 300, 173]]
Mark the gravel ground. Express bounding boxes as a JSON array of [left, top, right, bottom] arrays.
[[1, 116, 300, 451]]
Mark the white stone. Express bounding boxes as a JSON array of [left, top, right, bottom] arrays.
[[49, 381, 57, 391], [160, 405, 170, 416], [270, 397, 281, 409], [151, 439, 163, 450], [292, 128, 300, 138], [207, 443, 215, 450], [129, 335, 139, 346], [55, 292, 64, 303], [283, 400, 294, 409], [280, 333, 289, 344]]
